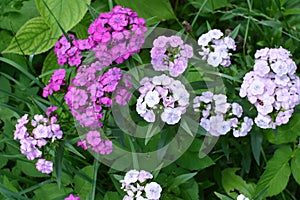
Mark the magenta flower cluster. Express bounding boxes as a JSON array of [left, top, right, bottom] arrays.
[[77, 130, 112, 155], [54, 6, 146, 67], [193, 92, 253, 137], [54, 34, 85, 67], [64, 61, 132, 154], [43, 69, 66, 98], [136, 74, 189, 125], [198, 29, 236, 67], [64, 194, 80, 200], [120, 169, 162, 200], [65, 63, 132, 129], [14, 111, 63, 174], [88, 5, 147, 65], [240, 47, 300, 129], [151, 35, 193, 77]]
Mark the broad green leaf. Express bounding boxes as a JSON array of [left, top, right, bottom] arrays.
[[176, 151, 215, 171], [74, 165, 93, 199], [291, 148, 300, 185], [0, 30, 13, 52], [36, 0, 91, 31], [114, 0, 176, 24], [3, 176, 18, 193], [33, 183, 72, 200], [169, 172, 197, 190], [222, 168, 254, 198], [16, 160, 49, 178], [0, 0, 39, 31], [2, 17, 60, 55], [180, 179, 199, 200], [103, 191, 121, 200], [265, 113, 300, 144], [0, 76, 11, 103], [283, 8, 300, 15], [255, 146, 292, 197]]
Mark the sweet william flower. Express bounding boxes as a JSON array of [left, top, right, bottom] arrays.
[[65, 194, 80, 200], [36, 159, 53, 174], [144, 182, 162, 200]]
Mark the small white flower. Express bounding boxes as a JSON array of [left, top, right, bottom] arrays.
[[144, 182, 162, 200], [249, 80, 265, 95], [144, 90, 160, 108], [198, 33, 212, 46], [231, 103, 243, 118], [237, 194, 250, 200], [208, 29, 223, 39], [207, 52, 222, 67], [217, 121, 231, 135], [254, 114, 272, 129], [161, 107, 182, 125], [124, 170, 140, 184]]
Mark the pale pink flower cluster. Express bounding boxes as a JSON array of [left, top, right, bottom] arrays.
[[13, 109, 63, 174], [65, 194, 80, 200], [193, 92, 253, 137], [151, 35, 193, 77], [198, 29, 236, 67], [120, 170, 162, 200], [240, 47, 300, 129], [136, 74, 189, 125]]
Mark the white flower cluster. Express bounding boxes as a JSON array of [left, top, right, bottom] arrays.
[[136, 74, 189, 125], [198, 29, 236, 67], [193, 92, 253, 137], [240, 47, 300, 129], [237, 194, 250, 200], [120, 170, 162, 200]]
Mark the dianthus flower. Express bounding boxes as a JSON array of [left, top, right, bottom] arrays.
[[87, 5, 147, 65], [54, 34, 83, 67], [240, 47, 300, 129], [198, 29, 236, 67], [43, 69, 66, 98], [65, 194, 80, 200], [13, 112, 63, 174], [65, 63, 132, 129], [150, 35, 193, 77], [136, 74, 189, 125], [193, 92, 253, 137], [237, 194, 250, 200], [120, 170, 162, 200]]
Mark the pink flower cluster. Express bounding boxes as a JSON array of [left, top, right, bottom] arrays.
[[240, 47, 300, 129], [198, 29, 236, 67], [88, 5, 147, 65], [77, 131, 112, 155], [65, 63, 132, 129], [54, 6, 146, 67], [14, 111, 63, 174], [54, 34, 85, 67], [43, 69, 66, 98], [136, 74, 189, 125], [65, 194, 80, 200], [151, 35, 193, 77], [193, 92, 253, 137], [120, 170, 162, 200]]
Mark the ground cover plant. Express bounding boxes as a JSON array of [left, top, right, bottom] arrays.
[[1, 0, 300, 199]]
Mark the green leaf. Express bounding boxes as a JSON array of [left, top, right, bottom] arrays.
[[33, 183, 72, 200], [36, 0, 91, 31], [2, 17, 60, 55], [251, 129, 263, 165], [230, 24, 241, 39], [255, 146, 292, 197], [54, 142, 64, 189], [291, 148, 300, 185], [169, 172, 197, 190], [0, 0, 39, 31], [214, 192, 234, 200], [74, 165, 93, 200], [265, 113, 300, 144], [180, 179, 199, 200], [114, 0, 176, 24], [176, 151, 215, 171], [188, 0, 231, 11], [41, 51, 62, 84], [103, 191, 121, 200], [16, 160, 49, 178], [222, 168, 254, 198], [283, 8, 300, 15]]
